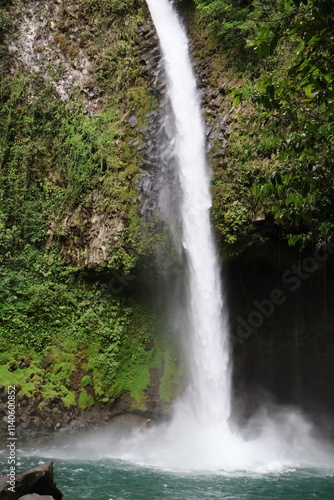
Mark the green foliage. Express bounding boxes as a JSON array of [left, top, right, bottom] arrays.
[[0, 73, 120, 213], [0, 247, 173, 409], [219, 200, 249, 245], [194, 0, 289, 63], [81, 375, 92, 388], [57, 103, 118, 202], [0, 228, 179, 409], [191, 1, 334, 252], [128, 364, 151, 408], [0, 361, 77, 407], [81, 0, 138, 15], [0, 0, 259, 411], [91, 304, 168, 406], [242, 0, 334, 246], [78, 388, 95, 409], [0, 0, 179, 416], [0, 7, 14, 67], [159, 353, 181, 403], [51, 363, 73, 385], [0, 244, 125, 359], [208, 0, 334, 248], [62, 392, 76, 407], [0, 364, 40, 392]]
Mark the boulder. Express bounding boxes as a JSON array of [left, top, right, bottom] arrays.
[[18, 496, 55, 500], [0, 461, 62, 500]]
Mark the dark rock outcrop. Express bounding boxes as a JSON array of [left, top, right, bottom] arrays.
[[137, 21, 167, 218], [0, 462, 62, 500], [0, 387, 79, 442]]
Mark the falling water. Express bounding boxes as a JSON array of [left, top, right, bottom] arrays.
[[145, 0, 231, 425]]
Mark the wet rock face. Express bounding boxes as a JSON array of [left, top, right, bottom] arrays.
[[7, 1, 98, 114], [193, 49, 235, 169], [56, 201, 125, 268], [0, 382, 165, 442], [136, 20, 189, 239], [0, 461, 62, 500], [136, 17, 233, 223], [2, 0, 132, 269], [0, 389, 79, 442], [136, 21, 170, 218]]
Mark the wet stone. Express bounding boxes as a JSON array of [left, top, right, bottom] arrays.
[[128, 115, 138, 128]]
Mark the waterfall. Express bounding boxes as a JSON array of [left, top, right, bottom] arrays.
[[145, 0, 231, 426], [24, 1, 334, 473]]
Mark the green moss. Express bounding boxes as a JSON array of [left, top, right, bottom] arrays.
[[51, 363, 72, 384], [91, 369, 105, 399], [62, 391, 76, 407], [78, 389, 95, 409], [128, 364, 151, 406], [81, 375, 92, 388], [0, 365, 41, 394], [41, 384, 59, 400], [159, 355, 181, 403], [63, 339, 78, 353], [0, 353, 8, 365]]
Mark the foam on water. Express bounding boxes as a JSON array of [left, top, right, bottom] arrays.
[[22, 403, 334, 472]]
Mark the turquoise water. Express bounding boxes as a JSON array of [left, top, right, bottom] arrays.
[[4, 457, 334, 500]]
